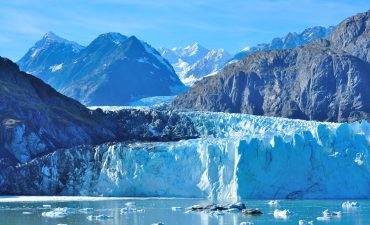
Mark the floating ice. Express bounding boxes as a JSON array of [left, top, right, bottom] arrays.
[[151, 223, 164, 225], [22, 212, 32, 215], [41, 208, 76, 218], [322, 209, 341, 217], [240, 222, 254, 225], [316, 216, 330, 221], [125, 202, 136, 207], [342, 201, 360, 208], [87, 215, 113, 220], [274, 209, 293, 219], [268, 200, 279, 206], [42, 204, 51, 208], [299, 220, 314, 225], [79, 208, 94, 213], [171, 206, 183, 211]]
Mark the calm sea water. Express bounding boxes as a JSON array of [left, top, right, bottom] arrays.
[[0, 198, 369, 225]]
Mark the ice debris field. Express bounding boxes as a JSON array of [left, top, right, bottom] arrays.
[[9, 199, 363, 225]]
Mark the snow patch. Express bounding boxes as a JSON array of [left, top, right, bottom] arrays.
[[49, 63, 63, 72]]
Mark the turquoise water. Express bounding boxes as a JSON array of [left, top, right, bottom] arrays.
[[0, 198, 369, 225]]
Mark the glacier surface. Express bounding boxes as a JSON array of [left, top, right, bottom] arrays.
[[5, 111, 370, 202]]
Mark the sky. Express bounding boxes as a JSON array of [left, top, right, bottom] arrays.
[[0, 0, 369, 61]]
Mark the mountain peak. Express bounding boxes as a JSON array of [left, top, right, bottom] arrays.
[[96, 32, 127, 44], [36, 31, 83, 51]]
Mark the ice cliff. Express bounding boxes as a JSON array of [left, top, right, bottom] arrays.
[[1, 111, 370, 202]]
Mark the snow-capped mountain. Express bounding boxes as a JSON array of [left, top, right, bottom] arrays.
[[17, 32, 83, 80], [158, 43, 231, 86], [231, 26, 335, 62], [17, 32, 185, 106]]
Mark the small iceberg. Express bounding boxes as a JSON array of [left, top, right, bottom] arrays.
[[316, 216, 330, 221], [42, 204, 51, 208], [299, 219, 314, 225], [268, 200, 279, 206], [322, 209, 341, 217], [342, 201, 360, 208], [79, 208, 94, 214], [87, 215, 113, 220], [22, 212, 32, 215], [42, 207, 76, 218], [273, 209, 293, 219], [171, 206, 183, 211], [240, 222, 254, 225], [151, 223, 164, 225], [125, 202, 136, 207]]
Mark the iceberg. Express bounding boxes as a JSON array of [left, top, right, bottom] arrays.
[[273, 209, 293, 219], [41, 207, 76, 218], [342, 201, 360, 208]]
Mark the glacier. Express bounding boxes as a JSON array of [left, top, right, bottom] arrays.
[[2, 111, 370, 202]]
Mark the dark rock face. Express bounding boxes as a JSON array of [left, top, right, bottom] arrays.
[[0, 57, 197, 165], [173, 10, 370, 122], [231, 26, 335, 61], [18, 33, 185, 106]]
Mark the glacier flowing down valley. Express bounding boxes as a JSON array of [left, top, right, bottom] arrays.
[[2, 111, 370, 202]]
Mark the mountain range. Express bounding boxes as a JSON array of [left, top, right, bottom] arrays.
[[230, 26, 336, 62], [18, 32, 185, 106], [173, 10, 370, 123], [158, 43, 232, 86], [159, 26, 334, 86]]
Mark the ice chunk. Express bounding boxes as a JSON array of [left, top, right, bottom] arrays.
[[322, 209, 341, 217], [342, 201, 360, 208], [22, 211, 32, 214], [268, 200, 279, 206], [171, 206, 183, 211], [87, 215, 113, 220], [42, 204, 51, 208], [299, 220, 314, 225], [79, 208, 94, 213], [273, 209, 293, 219], [125, 202, 136, 207], [316, 216, 330, 221], [151, 223, 164, 225], [42, 207, 76, 218], [240, 222, 254, 225]]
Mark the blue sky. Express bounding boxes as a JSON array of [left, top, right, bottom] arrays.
[[0, 0, 369, 61]]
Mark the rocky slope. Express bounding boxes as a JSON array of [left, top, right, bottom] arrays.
[[173, 10, 370, 123], [18, 33, 185, 106], [0, 57, 197, 165], [158, 43, 231, 85]]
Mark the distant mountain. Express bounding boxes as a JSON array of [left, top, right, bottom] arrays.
[[173, 10, 370, 123], [18, 32, 185, 106], [158, 43, 231, 86], [231, 26, 335, 62]]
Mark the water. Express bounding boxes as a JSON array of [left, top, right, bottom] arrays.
[[0, 197, 369, 225]]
